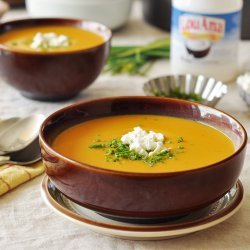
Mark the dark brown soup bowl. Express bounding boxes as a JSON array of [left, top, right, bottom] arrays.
[[0, 18, 111, 101], [39, 97, 247, 221]]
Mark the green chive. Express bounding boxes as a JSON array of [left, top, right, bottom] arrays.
[[177, 136, 184, 143]]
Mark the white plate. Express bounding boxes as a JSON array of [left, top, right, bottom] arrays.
[[41, 176, 244, 240]]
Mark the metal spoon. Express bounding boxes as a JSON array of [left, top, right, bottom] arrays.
[[0, 137, 41, 165], [0, 117, 20, 135], [0, 114, 45, 156]]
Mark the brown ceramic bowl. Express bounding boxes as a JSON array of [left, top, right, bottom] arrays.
[[39, 97, 247, 222], [0, 18, 111, 101]]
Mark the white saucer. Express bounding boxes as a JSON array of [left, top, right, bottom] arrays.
[[41, 176, 244, 240]]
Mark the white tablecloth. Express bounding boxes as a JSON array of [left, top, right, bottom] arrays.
[[0, 1, 250, 249]]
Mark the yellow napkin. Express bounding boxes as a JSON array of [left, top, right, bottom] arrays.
[[0, 161, 44, 196]]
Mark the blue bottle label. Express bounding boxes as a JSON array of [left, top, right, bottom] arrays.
[[171, 7, 241, 63]]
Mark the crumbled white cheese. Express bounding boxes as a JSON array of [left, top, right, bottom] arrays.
[[30, 32, 70, 49], [121, 126, 167, 157], [237, 72, 250, 93]]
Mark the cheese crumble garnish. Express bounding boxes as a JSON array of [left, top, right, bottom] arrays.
[[30, 32, 70, 49], [89, 127, 182, 166], [121, 126, 168, 157]]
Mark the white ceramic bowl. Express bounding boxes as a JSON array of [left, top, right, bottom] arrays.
[[26, 0, 133, 30], [0, 1, 9, 18]]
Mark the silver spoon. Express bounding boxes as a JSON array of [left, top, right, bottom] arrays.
[[0, 117, 20, 134], [0, 137, 41, 165], [0, 114, 45, 156]]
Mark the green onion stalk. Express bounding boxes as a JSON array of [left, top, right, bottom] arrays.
[[105, 38, 170, 75]]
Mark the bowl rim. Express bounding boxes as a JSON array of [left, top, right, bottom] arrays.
[[39, 96, 248, 177], [0, 17, 112, 55], [143, 74, 225, 84]]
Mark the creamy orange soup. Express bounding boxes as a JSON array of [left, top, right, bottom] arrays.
[[52, 115, 235, 173], [0, 26, 104, 53]]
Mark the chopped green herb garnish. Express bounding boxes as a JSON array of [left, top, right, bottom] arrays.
[[89, 139, 180, 166], [146, 150, 174, 166], [153, 87, 202, 102], [177, 136, 184, 143], [89, 144, 106, 149], [178, 145, 184, 149]]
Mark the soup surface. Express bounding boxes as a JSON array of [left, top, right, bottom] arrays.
[[52, 115, 235, 173], [0, 25, 104, 52]]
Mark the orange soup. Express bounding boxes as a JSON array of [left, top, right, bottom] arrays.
[[52, 115, 235, 173], [0, 26, 104, 53]]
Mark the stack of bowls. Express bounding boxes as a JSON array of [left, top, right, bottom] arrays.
[[26, 0, 133, 30]]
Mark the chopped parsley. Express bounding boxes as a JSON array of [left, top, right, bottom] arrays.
[[146, 150, 174, 166], [89, 138, 181, 167], [11, 42, 18, 46], [177, 136, 184, 143], [89, 144, 106, 149], [153, 87, 202, 102]]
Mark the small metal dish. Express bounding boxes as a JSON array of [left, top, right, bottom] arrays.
[[143, 74, 227, 107], [239, 88, 250, 107], [237, 73, 250, 107]]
